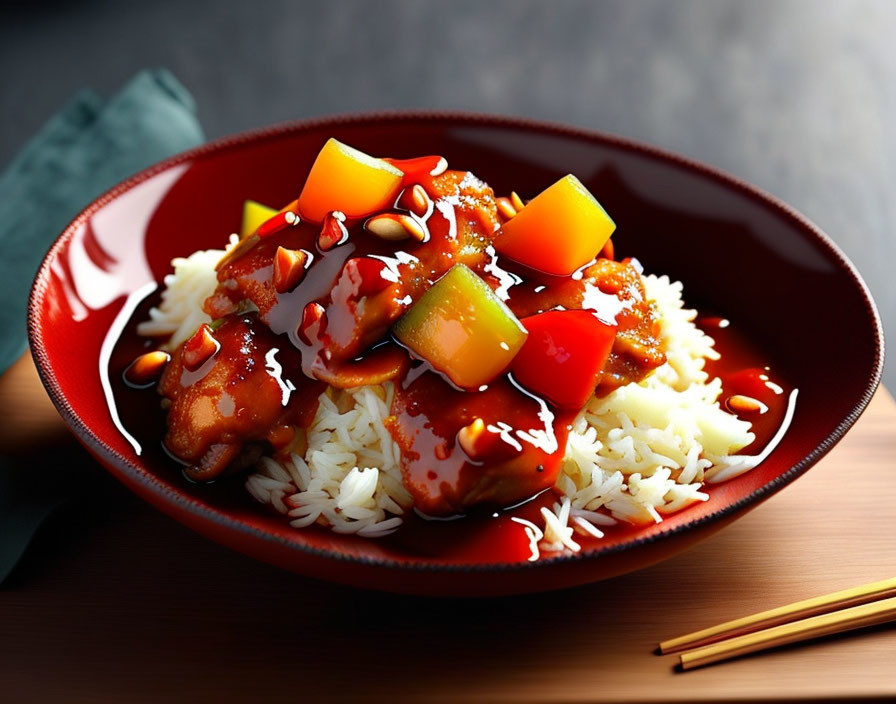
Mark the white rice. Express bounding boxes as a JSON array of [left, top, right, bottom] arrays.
[[142, 245, 760, 560], [246, 384, 412, 538], [136, 235, 239, 349]]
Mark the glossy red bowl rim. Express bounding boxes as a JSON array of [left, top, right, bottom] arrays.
[[28, 110, 884, 574]]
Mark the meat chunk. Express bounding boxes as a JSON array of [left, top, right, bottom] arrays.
[[386, 372, 572, 517], [159, 315, 322, 480], [584, 258, 666, 389]]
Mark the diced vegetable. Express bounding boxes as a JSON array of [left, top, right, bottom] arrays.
[[297, 138, 404, 223], [240, 200, 278, 238], [511, 310, 616, 408], [256, 211, 298, 239], [494, 175, 616, 276], [393, 264, 527, 389]]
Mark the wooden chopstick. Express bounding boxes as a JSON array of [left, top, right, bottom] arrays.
[[659, 576, 896, 654], [677, 594, 896, 670]]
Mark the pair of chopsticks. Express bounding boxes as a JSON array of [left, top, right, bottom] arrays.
[[658, 576, 896, 670]]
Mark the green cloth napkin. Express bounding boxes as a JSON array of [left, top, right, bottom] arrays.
[[0, 67, 205, 373], [0, 69, 205, 583]]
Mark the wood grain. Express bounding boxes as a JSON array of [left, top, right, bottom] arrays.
[[1, 353, 894, 702]]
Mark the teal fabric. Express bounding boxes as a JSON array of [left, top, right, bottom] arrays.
[[0, 69, 204, 585], [0, 68, 205, 373]]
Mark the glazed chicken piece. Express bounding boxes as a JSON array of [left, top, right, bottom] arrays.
[[492, 256, 666, 391], [157, 146, 664, 514], [584, 258, 666, 390], [383, 258, 665, 517], [163, 169, 505, 480], [205, 170, 502, 366], [386, 372, 573, 517], [159, 315, 321, 480]]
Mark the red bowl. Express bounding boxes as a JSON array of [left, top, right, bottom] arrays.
[[27, 113, 883, 596]]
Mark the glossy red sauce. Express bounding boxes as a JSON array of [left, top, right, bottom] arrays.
[[700, 317, 791, 456], [104, 156, 794, 562], [106, 269, 792, 563]]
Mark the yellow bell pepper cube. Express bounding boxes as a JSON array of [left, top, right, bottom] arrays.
[[240, 199, 278, 238]]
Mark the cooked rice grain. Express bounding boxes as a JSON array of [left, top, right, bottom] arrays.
[[144, 250, 758, 555], [136, 235, 238, 349]]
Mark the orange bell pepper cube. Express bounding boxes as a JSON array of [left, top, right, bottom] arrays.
[[494, 174, 616, 276], [297, 138, 404, 223], [393, 264, 527, 389]]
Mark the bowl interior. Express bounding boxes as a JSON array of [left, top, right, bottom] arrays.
[[28, 114, 883, 584]]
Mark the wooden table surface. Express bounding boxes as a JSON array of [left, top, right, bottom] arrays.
[[1, 354, 895, 703]]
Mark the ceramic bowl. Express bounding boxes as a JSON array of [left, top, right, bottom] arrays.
[[28, 113, 883, 596]]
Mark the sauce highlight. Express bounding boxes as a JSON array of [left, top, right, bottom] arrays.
[[100, 146, 795, 561]]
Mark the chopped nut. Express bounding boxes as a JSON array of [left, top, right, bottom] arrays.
[[430, 156, 448, 176], [726, 394, 768, 414], [273, 247, 310, 293], [457, 418, 487, 460], [182, 324, 220, 371], [318, 211, 349, 251], [398, 184, 432, 217], [298, 302, 326, 344], [496, 197, 517, 221], [124, 350, 170, 386], [365, 212, 427, 242]]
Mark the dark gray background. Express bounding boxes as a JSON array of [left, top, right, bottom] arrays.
[[2, 0, 893, 390]]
